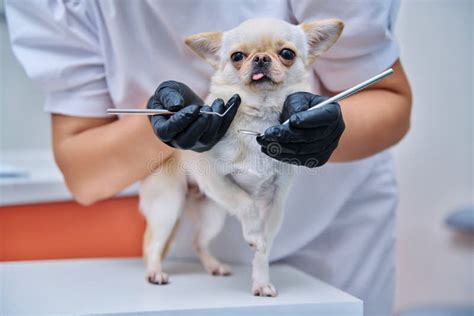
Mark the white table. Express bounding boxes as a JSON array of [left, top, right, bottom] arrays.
[[0, 258, 362, 315]]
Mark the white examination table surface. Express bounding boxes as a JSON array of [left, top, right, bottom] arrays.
[[0, 258, 362, 315]]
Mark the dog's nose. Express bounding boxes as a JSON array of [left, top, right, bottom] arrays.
[[253, 54, 272, 67]]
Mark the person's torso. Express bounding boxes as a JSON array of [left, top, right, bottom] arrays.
[[87, 0, 296, 108]]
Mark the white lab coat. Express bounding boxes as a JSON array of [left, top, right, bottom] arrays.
[[6, 1, 400, 315]]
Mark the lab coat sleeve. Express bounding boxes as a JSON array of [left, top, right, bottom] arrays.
[[289, 0, 400, 92], [5, 0, 112, 117]]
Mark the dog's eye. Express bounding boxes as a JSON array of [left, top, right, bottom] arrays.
[[279, 49, 295, 60], [231, 52, 245, 62]]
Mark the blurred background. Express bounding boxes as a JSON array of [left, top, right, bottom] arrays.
[[0, 0, 472, 314]]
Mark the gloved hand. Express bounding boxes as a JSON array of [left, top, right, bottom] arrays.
[[148, 81, 241, 152], [256, 92, 345, 168]]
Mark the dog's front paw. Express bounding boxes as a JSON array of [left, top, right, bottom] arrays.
[[147, 271, 169, 285], [252, 282, 277, 297], [205, 262, 232, 276]]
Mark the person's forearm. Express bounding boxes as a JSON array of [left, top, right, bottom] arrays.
[[53, 114, 174, 205], [330, 60, 412, 162]]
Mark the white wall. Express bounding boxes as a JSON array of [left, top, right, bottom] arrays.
[[1, 0, 473, 312], [0, 4, 50, 151], [393, 0, 473, 311]]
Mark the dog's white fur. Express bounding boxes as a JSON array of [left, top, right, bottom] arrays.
[[140, 18, 343, 296]]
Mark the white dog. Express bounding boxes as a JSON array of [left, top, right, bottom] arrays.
[[140, 17, 343, 297]]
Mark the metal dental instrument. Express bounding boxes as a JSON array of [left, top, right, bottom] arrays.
[[237, 68, 394, 137], [107, 101, 237, 117]]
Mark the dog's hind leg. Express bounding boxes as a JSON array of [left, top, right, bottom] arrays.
[[192, 198, 231, 276], [140, 158, 187, 285]]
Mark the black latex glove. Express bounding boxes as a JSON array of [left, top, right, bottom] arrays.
[[257, 92, 345, 168], [148, 81, 241, 152]]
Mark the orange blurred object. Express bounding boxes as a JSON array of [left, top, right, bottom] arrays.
[[0, 197, 145, 261]]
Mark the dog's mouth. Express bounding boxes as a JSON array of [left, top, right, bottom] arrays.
[[250, 71, 273, 84]]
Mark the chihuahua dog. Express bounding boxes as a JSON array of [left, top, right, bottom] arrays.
[[140, 18, 343, 296]]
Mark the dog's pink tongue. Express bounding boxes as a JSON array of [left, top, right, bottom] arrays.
[[252, 73, 265, 81]]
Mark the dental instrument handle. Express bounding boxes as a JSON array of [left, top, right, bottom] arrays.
[[107, 99, 237, 118], [107, 108, 175, 115], [281, 68, 394, 125]]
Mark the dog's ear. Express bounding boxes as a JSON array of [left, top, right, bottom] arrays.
[[185, 32, 223, 68], [300, 19, 344, 64]]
